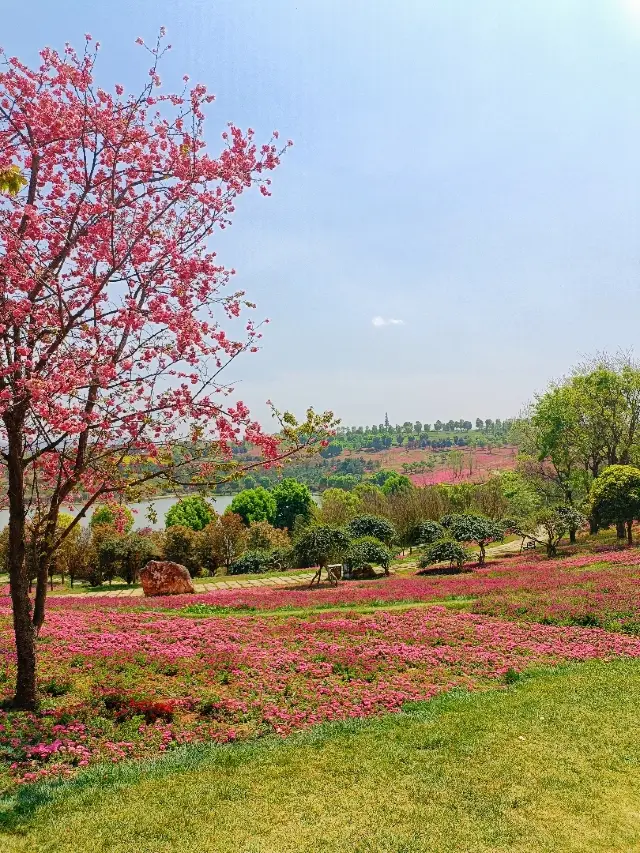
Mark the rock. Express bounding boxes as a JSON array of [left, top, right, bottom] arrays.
[[349, 564, 379, 580], [140, 560, 195, 596]]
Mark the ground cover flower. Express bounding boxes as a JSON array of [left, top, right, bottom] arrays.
[[14, 547, 636, 621], [2, 589, 640, 789]]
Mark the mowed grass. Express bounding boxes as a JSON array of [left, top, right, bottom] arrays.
[[2, 658, 639, 853], [177, 596, 475, 619]]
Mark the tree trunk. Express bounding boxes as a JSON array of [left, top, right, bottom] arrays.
[[569, 528, 576, 544], [616, 520, 626, 540], [5, 416, 38, 711], [33, 512, 57, 633], [589, 517, 599, 535], [627, 520, 633, 547]]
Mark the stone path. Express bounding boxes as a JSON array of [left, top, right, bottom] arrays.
[[64, 571, 320, 598]]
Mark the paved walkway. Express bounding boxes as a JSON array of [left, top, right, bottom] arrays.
[[69, 571, 321, 598]]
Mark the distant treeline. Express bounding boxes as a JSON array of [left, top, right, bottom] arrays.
[[325, 418, 514, 453]]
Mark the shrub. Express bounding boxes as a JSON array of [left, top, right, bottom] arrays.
[[347, 515, 396, 545], [268, 546, 295, 571], [381, 473, 413, 496], [97, 531, 158, 584], [245, 520, 291, 551], [318, 488, 363, 526], [295, 525, 351, 568], [442, 514, 504, 565], [199, 513, 247, 572], [590, 465, 640, 544], [163, 525, 199, 574], [418, 539, 469, 572], [416, 520, 446, 545], [228, 546, 295, 575], [229, 550, 273, 575], [271, 479, 314, 530], [345, 536, 393, 575], [521, 507, 587, 558]]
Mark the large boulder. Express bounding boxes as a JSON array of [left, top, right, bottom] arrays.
[[140, 560, 196, 596]]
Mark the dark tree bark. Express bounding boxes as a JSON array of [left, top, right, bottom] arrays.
[[569, 528, 577, 544], [627, 520, 633, 547], [589, 517, 599, 535], [616, 520, 626, 540], [33, 512, 58, 633], [4, 413, 38, 711]]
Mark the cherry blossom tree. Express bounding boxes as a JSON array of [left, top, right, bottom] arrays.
[[0, 34, 334, 709]]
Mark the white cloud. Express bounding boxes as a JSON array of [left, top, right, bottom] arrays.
[[372, 316, 404, 327]]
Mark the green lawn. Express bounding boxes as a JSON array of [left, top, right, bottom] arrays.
[[2, 658, 639, 852], [178, 596, 474, 620]]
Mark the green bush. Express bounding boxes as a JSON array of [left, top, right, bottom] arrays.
[[418, 539, 469, 571], [97, 531, 158, 584], [271, 479, 314, 530], [347, 515, 396, 544], [441, 513, 504, 565], [228, 487, 277, 526], [165, 496, 214, 532], [163, 525, 200, 574], [416, 520, 446, 545], [345, 536, 392, 573], [295, 525, 351, 568], [229, 550, 272, 575], [590, 464, 640, 544]]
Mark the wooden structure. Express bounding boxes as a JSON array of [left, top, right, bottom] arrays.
[[309, 563, 342, 587]]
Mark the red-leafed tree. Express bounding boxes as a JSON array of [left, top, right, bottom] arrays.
[[0, 34, 334, 709]]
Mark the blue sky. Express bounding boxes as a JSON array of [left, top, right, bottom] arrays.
[[6, 1, 640, 427]]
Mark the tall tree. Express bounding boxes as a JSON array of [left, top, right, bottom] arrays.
[[201, 512, 248, 570], [589, 465, 640, 546], [318, 488, 362, 526], [165, 496, 214, 531], [229, 487, 277, 526], [0, 36, 334, 709], [271, 478, 313, 530], [523, 357, 640, 535]]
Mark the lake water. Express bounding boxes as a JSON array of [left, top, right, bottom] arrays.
[[0, 493, 320, 531]]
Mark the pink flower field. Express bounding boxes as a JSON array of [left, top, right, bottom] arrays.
[[28, 548, 640, 631], [2, 547, 640, 792]]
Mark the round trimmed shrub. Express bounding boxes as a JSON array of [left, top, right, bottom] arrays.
[[416, 520, 445, 545], [418, 539, 469, 571], [347, 515, 396, 545], [229, 550, 272, 575], [345, 536, 392, 574]]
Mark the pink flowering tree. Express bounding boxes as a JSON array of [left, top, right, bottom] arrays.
[[0, 34, 335, 710]]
